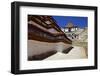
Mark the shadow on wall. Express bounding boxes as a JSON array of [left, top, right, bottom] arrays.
[[28, 40, 72, 61]]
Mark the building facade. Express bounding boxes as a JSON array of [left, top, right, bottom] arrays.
[[28, 15, 72, 60], [61, 22, 80, 40], [61, 22, 88, 42]]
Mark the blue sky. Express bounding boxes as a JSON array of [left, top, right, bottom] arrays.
[[52, 16, 88, 28]]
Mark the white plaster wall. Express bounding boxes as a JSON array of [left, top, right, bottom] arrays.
[[28, 40, 71, 56]]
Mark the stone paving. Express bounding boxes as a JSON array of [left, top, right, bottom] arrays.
[[45, 46, 87, 60]]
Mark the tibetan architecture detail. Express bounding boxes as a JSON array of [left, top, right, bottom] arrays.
[[63, 22, 78, 32], [28, 15, 72, 43], [28, 15, 72, 60], [61, 22, 87, 41]]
